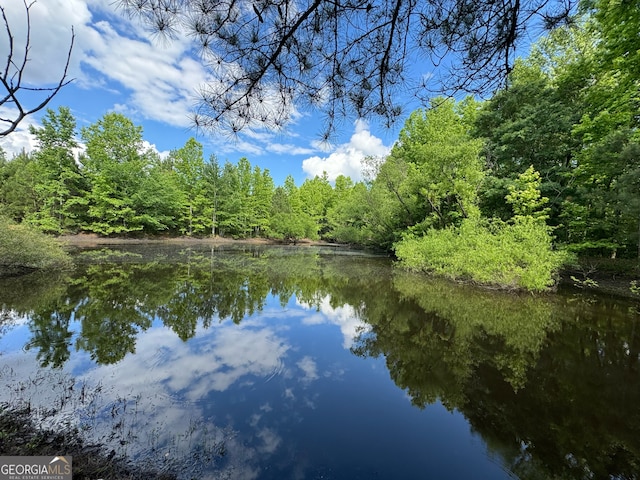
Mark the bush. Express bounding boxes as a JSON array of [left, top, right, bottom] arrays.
[[394, 217, 572, 292], [0, 216, 72, 275]]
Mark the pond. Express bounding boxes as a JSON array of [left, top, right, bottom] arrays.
[[0, 244, 639, 479]]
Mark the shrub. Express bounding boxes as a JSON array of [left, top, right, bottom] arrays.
[[394, 217, 572, 292], [0, 216, 72, 275]]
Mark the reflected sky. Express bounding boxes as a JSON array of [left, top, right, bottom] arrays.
[[0, 287, 510, 480]]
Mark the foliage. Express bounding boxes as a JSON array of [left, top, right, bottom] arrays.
[[395, 217, 570, 291], [269, 176, 316, 242], [0, 216, 72, 274], [169, 137, 208, 235], [26, 107, 87, 233], [361, 98, 484, 249], [505, 165, 550, 220], [390, 98, 484, 230], [1, 0, 639, 282], [81, 113, 152, 235], [390, 105, 568, 292]]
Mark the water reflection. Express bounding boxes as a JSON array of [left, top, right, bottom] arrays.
[[353, 271, 640, 479], [0, 244, 639, 479]]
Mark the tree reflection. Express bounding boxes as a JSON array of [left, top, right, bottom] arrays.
[[353, 273, 640, 479], [0, 246, 385, 365], [26, 308, 74, 368]]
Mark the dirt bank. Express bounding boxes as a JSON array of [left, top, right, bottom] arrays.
[[57, 233, 340, 248]]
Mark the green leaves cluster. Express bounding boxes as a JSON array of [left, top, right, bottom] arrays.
[[475, 7, 640, 258], [395, 217, 569, 292], [386, 99, 568, 291]]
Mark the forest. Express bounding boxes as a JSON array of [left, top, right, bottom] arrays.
[[0, 2, 638, 291]]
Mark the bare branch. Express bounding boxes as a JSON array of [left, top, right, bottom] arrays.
[[0, 0, 75, 137]]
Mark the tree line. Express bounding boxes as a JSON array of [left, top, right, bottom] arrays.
[[0, 1, 637, 289], [0, 108, 364, 243]]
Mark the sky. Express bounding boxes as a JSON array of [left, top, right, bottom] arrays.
[[0, 0, 406, 186]]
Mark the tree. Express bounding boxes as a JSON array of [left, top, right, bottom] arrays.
[[116, 0, 576, 137], [249, 165, 275, 237], [269, 175, 315, 242], [217, 161, 244, 237], [81, 113, 150, 235], [0, 150, 38, 222], [0, 1, 74, 136], [169, 137, 210, 235], [505, 165, 550, 221], [26, 107, 87, 233], [133, 153, 185, 233], [384, 98, 484, 232], [326, 176, 372, 244], [299, 173, 334, 237], [202, 156, 222, 236]]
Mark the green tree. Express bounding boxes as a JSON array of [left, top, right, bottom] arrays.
[[367, 98, 484, 248], [249, 166, 275, 237], [133, 154, 184, 233], [269, 176, 314, 242], [203, 157, 222, 236], [169, 137, 210, 235], [326, 176, 371, 244], [562, 4, 640, 258], [26, 107, 87, 233], [393, 98, 484, 230], [236, 157, 254, 237], [217, 161, 245, 237], [505, 165, 550, 221], [81, 113, 149, 235], [0, 151, 39, 222], [299, 173, 334, 238]]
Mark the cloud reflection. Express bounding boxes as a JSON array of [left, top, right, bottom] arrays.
[[0, 293, 370, 479], [298, 295, 370, 348], [297, 356, 319, 383]]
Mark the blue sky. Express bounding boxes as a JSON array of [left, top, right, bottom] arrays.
[[0, 0, 409, 186]]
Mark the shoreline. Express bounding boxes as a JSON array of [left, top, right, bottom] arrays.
[[56, 233, 344, 248], [55, 234, 640, 300]]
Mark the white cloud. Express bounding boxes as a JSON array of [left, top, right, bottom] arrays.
[[0, 0, 88, 85], [302, 119, 390, 181], [0, 107, 37, 157], [141, 140, 171, 159], [79, 15, 206, 128], [267, 143, 316, 156]]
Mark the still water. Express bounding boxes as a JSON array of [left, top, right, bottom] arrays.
[[0, 244, 639, 479]]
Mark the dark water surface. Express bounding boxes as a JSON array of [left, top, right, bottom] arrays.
[[0, 244, 639, 479]]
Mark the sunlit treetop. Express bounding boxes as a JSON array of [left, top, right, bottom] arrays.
[[116, 0, 577, 138]]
